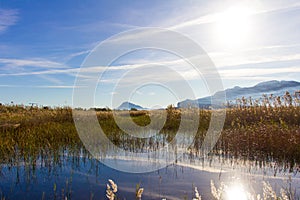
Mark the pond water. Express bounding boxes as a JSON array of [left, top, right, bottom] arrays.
[[1, 150, 299, 200]]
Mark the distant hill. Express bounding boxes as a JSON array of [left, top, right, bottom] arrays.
[[178, 80, 300, 108], [117, 101, 146, 110]]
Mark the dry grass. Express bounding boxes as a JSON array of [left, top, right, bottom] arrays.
[[0, 95, 300, 171]]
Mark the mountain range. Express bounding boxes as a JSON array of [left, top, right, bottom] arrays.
[[178, 80, 300, 108], [117, 80, 300, 110]]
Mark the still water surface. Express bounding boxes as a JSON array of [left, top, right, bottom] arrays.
[[1, 149, 299, 200]]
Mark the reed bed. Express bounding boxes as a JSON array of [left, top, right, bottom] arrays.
[[0, 94, 300, 172]]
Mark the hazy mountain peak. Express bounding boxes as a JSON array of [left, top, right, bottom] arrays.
[[117, 101, 145, 110], [178, 80, 300, 108]]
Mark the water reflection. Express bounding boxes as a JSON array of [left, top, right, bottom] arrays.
[[1, 147, 299, 200], [225, 183, 247, 200]]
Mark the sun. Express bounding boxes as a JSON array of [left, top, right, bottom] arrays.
[[215, 6, 254, 49]]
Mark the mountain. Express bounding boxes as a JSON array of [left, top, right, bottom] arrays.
[[178, 80, 300, 108], [117, 101, 145, 110]]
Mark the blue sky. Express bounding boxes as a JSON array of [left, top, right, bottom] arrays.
[[0, 0, 300, 108]]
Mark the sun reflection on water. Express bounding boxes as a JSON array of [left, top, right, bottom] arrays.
[[225, 183, 248, 200]]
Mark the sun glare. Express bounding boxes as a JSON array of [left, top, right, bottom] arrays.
[[215, 6, 254, 48], [225, 184, 248, 200]]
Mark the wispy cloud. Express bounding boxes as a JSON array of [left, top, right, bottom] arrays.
[[0, 84, 83, 89], [169, 13, 219, 30], [36, 85, 84, 89], [0, 58, 73, 84], [3, 46, 298, 76], [0, 9, 18, 33], [169, 1, 300, 31], [0, 58, 68, 69], [0, 84, 21, 88], [210, 52, 300, 68], [220, 66, 300, 79], [1, 47, 300, 87], [60, 21, 141, 33], [0, 64, 132, 78], [66, 50, 91, 61], [38, 74, 64, 85], [0, 68, 78, 76]]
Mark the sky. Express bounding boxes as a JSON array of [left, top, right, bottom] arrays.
[[0, 0, 300, 108]]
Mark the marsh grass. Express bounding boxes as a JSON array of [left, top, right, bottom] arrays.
[[0, 95, 300, 175], [0, 93, 299, 199]]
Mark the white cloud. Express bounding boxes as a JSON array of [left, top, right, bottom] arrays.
[[169, 12, 220, 30], [0, 9, 18, 33], [38, 74, 63, 84], [220, 66, 300, 79], [0, 58, 68, 69], [0, 67, 77, 76], [168, 1, 300, 31], [210, 52, 300, 68], [0, 84, 83, 89], [36, 85, 84, 89], [135, 90, 143, 95], [0, 84, 21, 88], [66, 50, 91, 60], [2, 48, 300, 85]]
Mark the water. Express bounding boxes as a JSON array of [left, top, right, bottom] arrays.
[[1, 149, 299, 200]]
